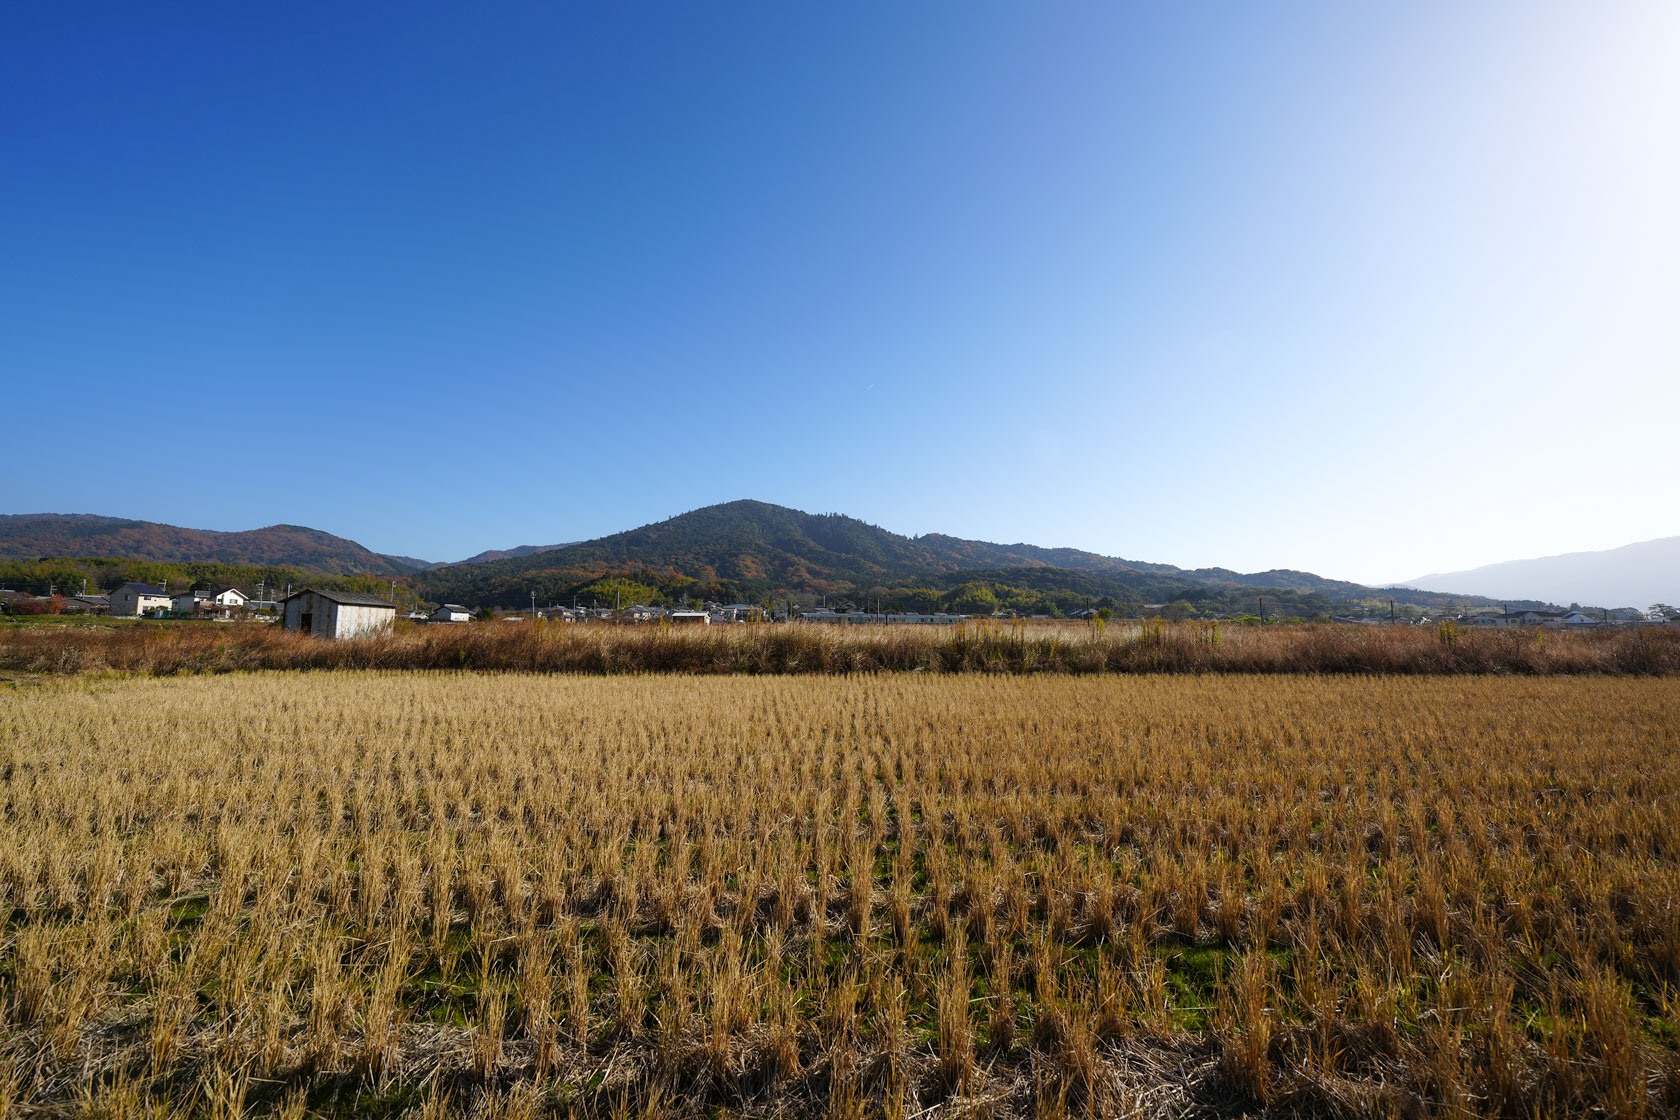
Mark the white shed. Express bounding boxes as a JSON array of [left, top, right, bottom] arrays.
[[281, 588, 397, 639], [431, 604, 471, 623]]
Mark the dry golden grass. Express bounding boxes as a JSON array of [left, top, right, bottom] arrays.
[[4, 617, 1679, 678], [2, 671, 1677, 1117]]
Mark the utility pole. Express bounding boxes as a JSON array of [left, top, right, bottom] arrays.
[[531, 589, 537, 621], [1390, 598, 1396, 623]]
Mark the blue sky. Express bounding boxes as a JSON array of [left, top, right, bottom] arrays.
[[4, 2, 1676, 582]]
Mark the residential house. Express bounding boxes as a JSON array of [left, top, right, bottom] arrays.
[[282, 589, 396, 639], [800, 609, 962, 625], [209, 587, 251, 611], [172, 589, 211, 615], [59, 594, 108, 614], [109, 582, 173, 617], [668, 610, 710, 625], [431, 604, 472, 623], [183, 587, 255, 620], [1509, 610, 1565, 625]]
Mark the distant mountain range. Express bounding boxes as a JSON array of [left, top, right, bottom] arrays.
[[398, 501, 1502, 613], [427, 543, 578, 570], [0, 514, 423, 577], [13, 502, 1657, 613], [1406, 536, 1680, 609]]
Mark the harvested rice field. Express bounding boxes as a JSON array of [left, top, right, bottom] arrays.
[[2, 672, 1677, 1117]]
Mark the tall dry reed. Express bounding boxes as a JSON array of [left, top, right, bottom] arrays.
[[3, 617, 1677, 678]]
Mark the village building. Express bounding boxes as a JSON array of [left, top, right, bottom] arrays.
[[668, 610, 710, 625], [1509, 609, 1565, 625], [800, 609, 963, 625], [281, 588, 396, 639], [59, 594, 109, 614], [714, 603, 768, 622], [109, 582, 173, 617], [209, 587, 251, 611], [431, 604, 471, 623], [172, 589, 211, 615]]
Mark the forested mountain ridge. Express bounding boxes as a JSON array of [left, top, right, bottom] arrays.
[[428, 542, 579, 569], [406, 500, 1505, 614], [414, 501, 1167, 592], [3, 502, 1529, 617], [0, 514, 424, 576]]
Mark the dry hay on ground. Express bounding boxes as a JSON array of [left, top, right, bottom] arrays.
[[2, 672, 1677, 1117], [4, 617, 1679, 678]]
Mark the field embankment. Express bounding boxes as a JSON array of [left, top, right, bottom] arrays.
[[1, 672, 1676, 1116], [3, 618, 1678, 678]]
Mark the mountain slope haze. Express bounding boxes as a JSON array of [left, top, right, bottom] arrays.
[[1407, 536, 1680, 608]]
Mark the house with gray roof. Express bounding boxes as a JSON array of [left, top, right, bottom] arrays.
[[110, 582, 172, 617]]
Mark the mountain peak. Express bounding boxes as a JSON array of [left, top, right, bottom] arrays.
[[0, 514, 424, 575]]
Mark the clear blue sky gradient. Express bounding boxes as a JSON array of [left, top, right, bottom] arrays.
[[4, 3, 1676, 581]]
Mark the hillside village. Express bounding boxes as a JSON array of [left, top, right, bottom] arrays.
[[3, 504, 1675, 639], [2, 579, 1673, 641]]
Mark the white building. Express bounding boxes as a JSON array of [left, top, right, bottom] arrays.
[[668, 610, 710, 625], [281, 588, 396, 639], [1510, 610, 1564, 625], [714, 603, 768, 622], [801, 609, 964, 625], [109, 582, 173, 617], [431, 604, 471, 623]]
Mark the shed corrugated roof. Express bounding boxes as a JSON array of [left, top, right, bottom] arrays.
[[283, 588, 396, 608]]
